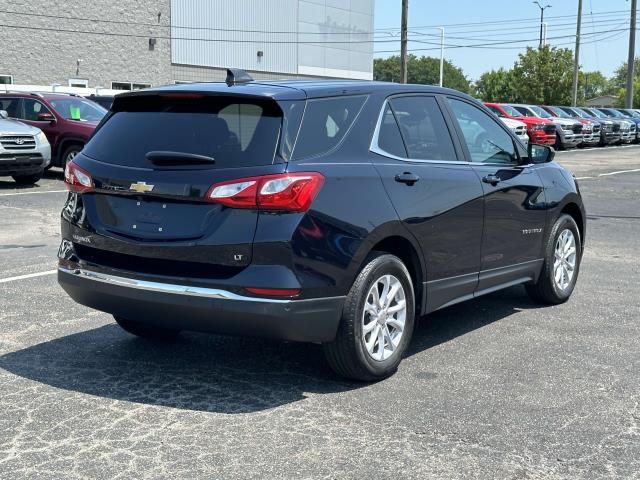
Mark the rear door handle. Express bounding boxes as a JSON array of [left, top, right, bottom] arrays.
[[395, 172, 420, 185], [482, 174, 501, 186]]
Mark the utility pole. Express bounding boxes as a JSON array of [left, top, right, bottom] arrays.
[[400, 0, 409, 83], [534, 2, 552, 49], [571, 0, 583, 106], [438, 27, 444, 87], [625, 0, 637, 108]]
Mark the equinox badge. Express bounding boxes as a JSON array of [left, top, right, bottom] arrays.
[[129, 181, 154, 193]]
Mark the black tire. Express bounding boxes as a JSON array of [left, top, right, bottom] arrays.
[[323, 253, 415, 382], [60, 144, 83, 168], [526, 214, 582, 305], [12, 172, 43, 185], [114, 316, 180, 340]]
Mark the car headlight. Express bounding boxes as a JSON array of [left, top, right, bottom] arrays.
[[36, 131, 49, 145]]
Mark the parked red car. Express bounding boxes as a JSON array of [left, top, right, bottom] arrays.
[[484, 102, 556, 145], [0, 92, 106, 168]]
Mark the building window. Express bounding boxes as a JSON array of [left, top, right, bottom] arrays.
[[0, 75, 13, 85], [111, 82, 151, 91], [68, 78, 88, 88]]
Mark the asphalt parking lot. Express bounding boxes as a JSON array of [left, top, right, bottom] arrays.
[[1, 146, 639, 479]]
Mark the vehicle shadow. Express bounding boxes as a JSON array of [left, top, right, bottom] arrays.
[[0, 169, 64, 190], [0, 286, 540, 414]]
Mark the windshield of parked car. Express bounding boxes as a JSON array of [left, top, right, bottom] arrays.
[[601, 109, 625, 118], [588, 108, 608, 119], [48, 97, 107, 122], [512, 106, 535, 117], [560, 107, 579, 117], [546, 106, 566, 117], [501, 104, 522, 117], [528, 105, 553, 118]]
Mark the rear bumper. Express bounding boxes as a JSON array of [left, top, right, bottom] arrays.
[[58, 267, 345, 343]]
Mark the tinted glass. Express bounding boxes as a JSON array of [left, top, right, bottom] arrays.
[[501, 105, 521, 117], [449, 98, 517, 164], [0, 97, 20, 118], [48, 98, 106, 122], [292, 96, 366, 160], [513, 106, 534, 117], [487, 105, 504, 117], [376, 103, 407, 158], [529, 105, 552, 118], [389, 96, 456, 161], [83, 96, 283, 169], [22, 99, 52, 121]]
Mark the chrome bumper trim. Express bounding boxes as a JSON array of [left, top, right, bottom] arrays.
[[58, 267, 297, 304]]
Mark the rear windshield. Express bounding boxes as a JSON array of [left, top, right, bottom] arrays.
[[83, 95, 282, 169]]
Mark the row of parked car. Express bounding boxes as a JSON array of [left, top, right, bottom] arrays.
[[487, 102, 640, 150], [0, 91, 109, 184]]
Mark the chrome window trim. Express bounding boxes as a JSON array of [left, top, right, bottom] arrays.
[[59, 267, 343, 305], [369, 98, 469, 165]]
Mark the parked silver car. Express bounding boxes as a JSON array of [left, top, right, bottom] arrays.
[[510, 104, 583, 149], [0, 110, 51, 184]]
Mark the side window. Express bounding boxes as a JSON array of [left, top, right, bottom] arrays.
[[375, 103, 407, 158], [487, 106, 503, 117], [292, 95, 366, 160], [388, 96, 457, 161], [0, 97, 20, 118], [22, 99, 52, 121], [218, 103, 263, 151], [449, 98, 517, 165]]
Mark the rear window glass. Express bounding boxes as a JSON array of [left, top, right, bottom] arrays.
[[292, 95, 366, 160], [83, 95, 282, 169]]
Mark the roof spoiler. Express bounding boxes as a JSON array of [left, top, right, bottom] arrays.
[[226, 68, 254, 87]]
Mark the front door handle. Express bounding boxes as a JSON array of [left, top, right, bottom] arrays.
[[482, 174, 501, 186], [395, 172, 420, 185]]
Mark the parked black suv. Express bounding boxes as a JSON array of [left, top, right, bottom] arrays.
[[58, 72, 586, 381]]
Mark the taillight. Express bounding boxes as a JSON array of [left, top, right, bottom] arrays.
[[244, 287, 301, 298], [207, 172, 324, 212], [64, 160, 94, 193]]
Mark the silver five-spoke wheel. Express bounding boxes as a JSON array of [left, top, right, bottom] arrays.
[[362, 274, 407, 361], [553, 229, 576, 291]]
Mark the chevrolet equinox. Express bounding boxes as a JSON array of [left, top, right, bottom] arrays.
[[58, 71, 586, 381]]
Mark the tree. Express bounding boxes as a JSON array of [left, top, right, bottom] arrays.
[[611, 57, 640, 90], [373, 55, 471, 93], [616, 78, 640, 108], [510, 46, 575, 105], [475, 68, 519, 102], [577, 71, 616, 103]]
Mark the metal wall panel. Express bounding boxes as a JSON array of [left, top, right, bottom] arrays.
[[171, 0, 299, 74], [171, 0, 374, 79]]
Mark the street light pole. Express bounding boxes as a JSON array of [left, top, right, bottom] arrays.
[[534, 2, 552, 49], [438, 27, 444, 87]]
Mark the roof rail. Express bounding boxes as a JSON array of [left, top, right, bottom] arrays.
[[225, 68, 254, 87]]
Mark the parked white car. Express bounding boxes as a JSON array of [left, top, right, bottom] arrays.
[[0, 110, 51, 184], [499, 117, 529, 146]]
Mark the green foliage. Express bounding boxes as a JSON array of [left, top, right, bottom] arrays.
[[611, 57, 640, 89], [373, 55, 471, 93], [475, 68, 518, 103], [577, 71, 616, 103], [509, 46, 575, 105], [616, 79, 640, 108]]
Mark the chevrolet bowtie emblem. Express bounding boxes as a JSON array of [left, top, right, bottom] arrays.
[[129, 181, 154, 193]]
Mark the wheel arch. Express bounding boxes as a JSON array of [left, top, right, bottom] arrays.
[[560, 202, 585, 248], [56, 137, 85, 166], [361, 233, 426, 316]]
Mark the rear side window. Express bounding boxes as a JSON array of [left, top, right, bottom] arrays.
[[376, 104, 407, 158], [291, 96, 366, 160], [0, 97, 20, 118], [388, 96, 457, 161], [83, 95, 282, 169]]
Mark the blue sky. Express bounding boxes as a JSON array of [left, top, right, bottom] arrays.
[[373, 0, 637, 80]]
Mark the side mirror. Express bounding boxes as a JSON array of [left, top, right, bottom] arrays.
[[37, 112, 56, 123], [0, 110, 7, 119], [528, 143, 555, 164]]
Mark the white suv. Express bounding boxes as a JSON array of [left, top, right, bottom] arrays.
[[0, 110, 51, 184]]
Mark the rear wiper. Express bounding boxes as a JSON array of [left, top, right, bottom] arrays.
[[145, 151, 215, 166]]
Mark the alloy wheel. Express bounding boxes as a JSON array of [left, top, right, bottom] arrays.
[[362, 274, 407, 362], [553, 229, 577, 291]]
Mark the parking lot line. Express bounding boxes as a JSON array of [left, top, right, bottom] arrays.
[[0, 270, 57, 284], [598, 168, 640, 177], [0, 190, 67, 197]]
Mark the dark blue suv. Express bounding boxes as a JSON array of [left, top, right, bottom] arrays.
[[58, 71, 586, 381]]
